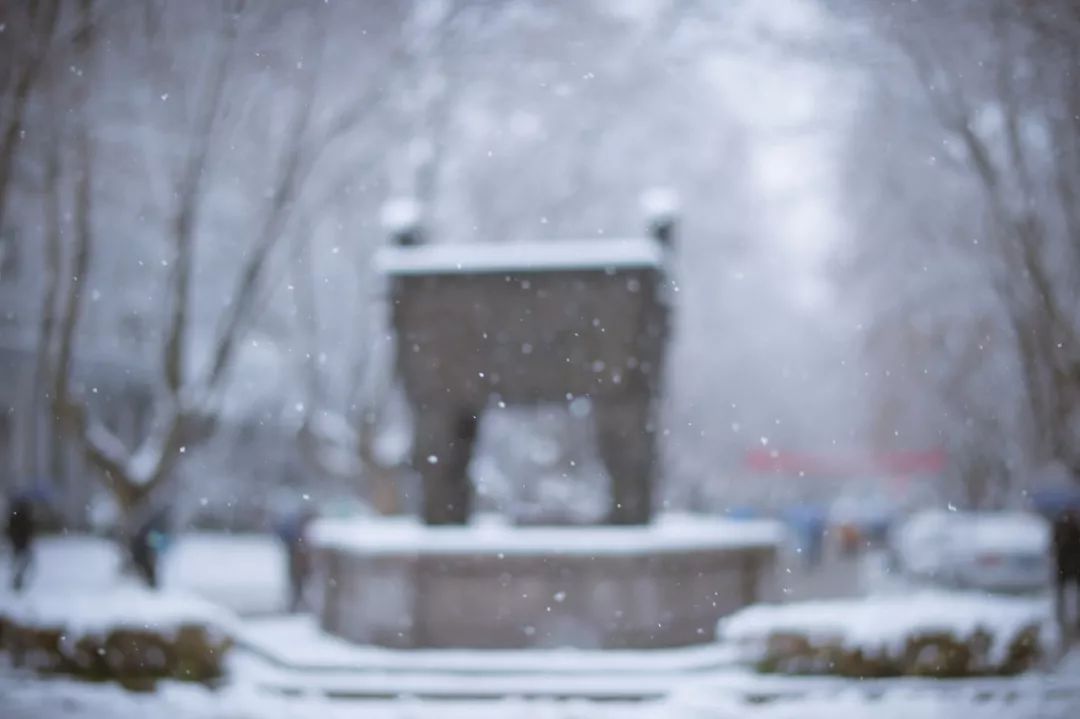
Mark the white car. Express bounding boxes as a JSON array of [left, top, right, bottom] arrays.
[[892, 510, 1052, 593]]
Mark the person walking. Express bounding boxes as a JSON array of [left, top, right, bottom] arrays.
[[129, 507, 171, 589], [5, 494, 35, 591], [1052, 507, 1080, 633], [276, 507, 316, 612]]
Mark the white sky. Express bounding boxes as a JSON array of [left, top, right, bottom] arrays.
[[700, 0, 853, 315]]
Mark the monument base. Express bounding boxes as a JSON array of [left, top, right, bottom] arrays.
[[310, 515, 780, 650]]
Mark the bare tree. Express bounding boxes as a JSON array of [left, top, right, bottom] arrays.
[[43, 1, 359, 553], [0, 0, 60, 231], [834, 0, 1080, 502]]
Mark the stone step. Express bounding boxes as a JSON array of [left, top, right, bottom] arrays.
[[236, 615, 739, 676]]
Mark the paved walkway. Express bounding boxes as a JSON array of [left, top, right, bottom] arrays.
[[779, 550, 871, 601]]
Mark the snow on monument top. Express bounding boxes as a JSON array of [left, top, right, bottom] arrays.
[[640, 186, 680, 224], [376, 236, 667, 276], [380, 197, 423, 233]]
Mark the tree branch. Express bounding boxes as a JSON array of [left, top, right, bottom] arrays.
[[202, 10, 326, 393], [30, 121, 64, 478], [163, 7, 242, 396], [0, 0, 59, 230]]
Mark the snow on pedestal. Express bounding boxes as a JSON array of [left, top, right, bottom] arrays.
[[311, 513, 782, 556]]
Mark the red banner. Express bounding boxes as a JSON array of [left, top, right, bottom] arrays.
[[744, 448, 946, 477]]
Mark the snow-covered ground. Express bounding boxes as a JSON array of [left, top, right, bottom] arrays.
[[0, 583, 233, 638], [2, 533, 1079, 717], [0, 533, 287, 615], [163, 534, 287, 615], [3, 668, 1080, 719], [0, 676, 666, 719]]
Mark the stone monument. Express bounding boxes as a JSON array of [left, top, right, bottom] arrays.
[[381, 193, 675, 526], [312, 192, 779, 650]]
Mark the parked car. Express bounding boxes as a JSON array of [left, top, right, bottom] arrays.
[[890, 509, 954, 580], [892, 509, 1051, 593]]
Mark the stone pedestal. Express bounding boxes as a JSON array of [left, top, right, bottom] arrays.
[[311, 516, 780, 650]]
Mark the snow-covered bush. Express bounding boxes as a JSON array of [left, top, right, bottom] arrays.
[[719, 592, 1057, 678], [0, 588, 234, 688]]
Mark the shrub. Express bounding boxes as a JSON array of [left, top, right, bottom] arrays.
[[722, 593, 1056, 678], [0, 589, 232, 688], [752, 624, 1045, 678]]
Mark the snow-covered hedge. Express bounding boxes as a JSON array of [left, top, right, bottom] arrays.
[[719, 592, 1057, 678], [0, 588, 234, 688]]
